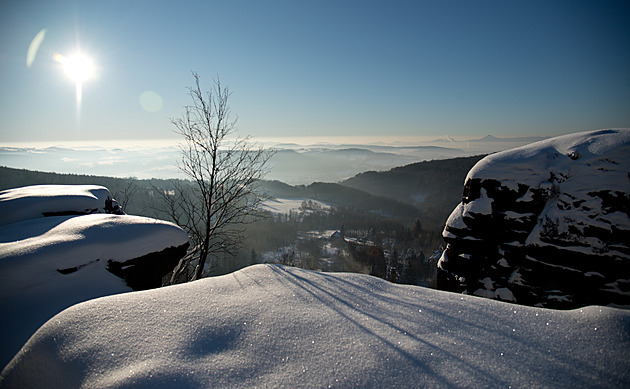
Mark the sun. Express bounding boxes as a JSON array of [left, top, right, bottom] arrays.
[[55, 53, 96, 83], [54, 52, 97, 109]]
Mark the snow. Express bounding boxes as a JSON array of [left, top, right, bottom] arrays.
[[466, 129, 630, 185], [445, 203, 468, 230], [495, 288, 516, 302], [0, 185, 189, 369], [259, 198, 331, 215], [444, 189, 493, 234], [0, 185, 118, 227], [509, 270, 525, 286], [2, 264, 629, 388], [0, 214, 187, 264], [503, 211, 534, 219], [450, 129, 630, 257], [462, 188, 493, 216]]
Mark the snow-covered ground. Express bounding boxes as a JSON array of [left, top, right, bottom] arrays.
[[0, 185, 189, 369], [258, 230, 342, 268], [259, 198, 331, 215], [2, 264, 628, 388]]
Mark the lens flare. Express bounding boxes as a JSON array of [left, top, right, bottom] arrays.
[[139, 91, 164, 112], [26, 29, 47, 68]]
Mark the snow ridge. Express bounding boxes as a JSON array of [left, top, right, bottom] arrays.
[[2, 264, 629, 388]]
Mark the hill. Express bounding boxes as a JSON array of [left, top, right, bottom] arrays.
[[259, 180, 420, 220], [341, 155, 486, 228], [0, 166, 420, 221]]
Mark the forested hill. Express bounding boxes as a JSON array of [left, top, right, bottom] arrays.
[[258, 180, 420, 220], [341, 155, 486, 228], [0, 166, 161, 192], [0, 166, 185, 216], [1, 154, 484, 227]]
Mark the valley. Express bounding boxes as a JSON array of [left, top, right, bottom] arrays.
[[0, 154, 482, 287]]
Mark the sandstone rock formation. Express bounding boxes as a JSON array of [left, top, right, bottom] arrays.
[[438, 129, 630, 309]]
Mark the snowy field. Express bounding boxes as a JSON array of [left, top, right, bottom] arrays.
[[2, 264, 628, 388], [259, 198, 331, 215]]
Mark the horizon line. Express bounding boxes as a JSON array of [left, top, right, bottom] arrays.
[[0, 133, 559, 149]]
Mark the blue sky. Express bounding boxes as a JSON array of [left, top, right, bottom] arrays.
[[1, 0, 629, 143]]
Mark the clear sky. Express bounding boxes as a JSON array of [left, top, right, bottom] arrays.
[[1, 0, 629, 144]]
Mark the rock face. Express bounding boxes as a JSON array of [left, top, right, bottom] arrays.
[[438, 129, 630, 309], [106, 244, 189, 290]]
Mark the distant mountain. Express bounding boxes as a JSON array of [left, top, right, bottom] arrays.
[[427, 136, 458, 143], [472, 135, 501, 142], [468, 134, 549, 143], [272, 143, 303, 148], [267, 148, 424, 184], [428, 134, 549, 144], [345, 145, 462, 153], [1, 141, 522, 185]]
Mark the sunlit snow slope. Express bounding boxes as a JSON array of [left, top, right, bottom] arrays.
[[2, 264, 629, 388]]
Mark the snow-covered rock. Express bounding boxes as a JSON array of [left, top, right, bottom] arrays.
[[1, 264, 628, 388], [0, 184, 123, 227], [0, 185, 189, 368], [438, 129, 630, 309]]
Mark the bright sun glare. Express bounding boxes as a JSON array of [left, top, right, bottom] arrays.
[[55, 53, 95, 82], [54, 52, 96, 110]]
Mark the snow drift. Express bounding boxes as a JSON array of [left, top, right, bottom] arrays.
[[0, 185, 189, 369], [1, 264, 629, 388], [438, 129, 630, 309]]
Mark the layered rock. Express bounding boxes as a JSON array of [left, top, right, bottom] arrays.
[[438, 129, 630, 309]]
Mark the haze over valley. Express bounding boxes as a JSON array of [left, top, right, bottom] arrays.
[[1, 134, 546, 184]]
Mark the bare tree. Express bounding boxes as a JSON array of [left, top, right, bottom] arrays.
[[110, 179, 139, 212], [165, 72, 275, 283]]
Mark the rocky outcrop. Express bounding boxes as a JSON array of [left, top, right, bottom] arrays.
[[106, 243, 189, 290], [437, 129, 630, 309], [0, 185, 189, 368], [0, 184, 123, 227]]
